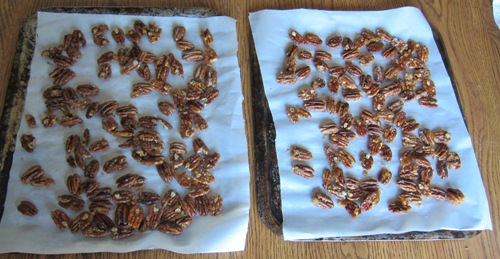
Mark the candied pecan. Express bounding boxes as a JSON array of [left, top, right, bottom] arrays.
[[20, 134, 36, 153], [17, 200, 38, 216], [430, 187, 448, 201], [388, 200, 411, 213], [338, 200, 362, 218], [378, 167, 392, 185], [447, 188, 465, 206], [208, 195, 223, 216], [290, 145, 312, 160], [66, 174, 81, 195], [173, 26, 186, 42], [342, 49, 359, 61], [368, 135, 383, 155], [292, 164, 314, 179], [380, 144, 392, 161], [446, 152, 462, 170], [396, 179, 419, 193], [59, 114, 83, 127], [156, 161, 175, 183], [360, 152, 374, 170], [21, 165, 44, 184], [359, 53, 375, 65], [79, 179, 99, 194], [419, 96, 438, 108], [174, 172, 192, 188], [138, 191, 160, 205], [51, 209, 71, 230], [112, 190, 135, 203], [58, 194, 85, 211], [116, 173, 146, 189], [128, 203, 144, 229], [84, 159, 99, 178], [88, 138, 109, 153], [157, 222, 183, 235], [162, 189, 180, 207], [202, 152, 220, 170], [184, 153, 202, 171], [89, 200, 113, 214], [437, 160, 449, 179], [342, 88, 362, 101], [131, 82, 153, 98], [347, 188, 364, 201], [326, 34, 342, 49], [360, 190, 381, 211], [312, 191, 334, 209], [400, 192, 423, 205], [103, 155, 128, 173]]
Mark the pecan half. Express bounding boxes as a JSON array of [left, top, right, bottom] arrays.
[[312, 191, 334, 209], [17, 200, 38, 216], [20, 134, 36, 153], [290, 145, 312, 160], [103, 155, 128, 173], [116, 173, 146, 189], [58, 194, 85, 211], [292, 164, 314, 179], [51, 209, 71, 230]]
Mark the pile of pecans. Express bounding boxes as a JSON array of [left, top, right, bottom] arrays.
[[279, 28, 464, 218], [16, 20, 224, 239]]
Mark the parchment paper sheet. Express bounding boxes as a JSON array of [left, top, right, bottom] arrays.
[[249, 7, 492, 240], [0, 12, 249, 254]]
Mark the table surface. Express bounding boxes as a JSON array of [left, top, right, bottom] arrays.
[[0, 0, 499, 258]]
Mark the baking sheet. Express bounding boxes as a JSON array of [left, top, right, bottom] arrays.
[[0, 11, 249, 254], [249, 7, 492, 240]]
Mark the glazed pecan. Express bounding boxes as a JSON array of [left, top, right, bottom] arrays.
[[290, 145, 313, 160], [66, 174, 81, 195], [447, 188, 465, 206], [103, 155, 128, 173], [430, 186, 448, 201], [360, 190, 381, 211], [138, 191, 161, 205], [157, 222, 183, 235], [25, 114, 36, 128], [292, 164, 314, 179], [338, 200, 362, 219], [17, 200, 38, 216], [128, 203, 144, 229], [312, 191, 334, 209], [388, 200, 411, 213], [84, 159, 99, 178], [173, 26, 186, 42], [116, 173, 146, 189], [20, 134, 36, 153], [89, 138, 109, 152], [58, 194, 85, 211], [208, 195, 223, 216], [112, 190, 135, 204], [51, 209, 71, 230], [145, 204, 163, 230]]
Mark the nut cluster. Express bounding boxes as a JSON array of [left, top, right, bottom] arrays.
[[280, 28, 464, 218], [16, 20, 225, 239]]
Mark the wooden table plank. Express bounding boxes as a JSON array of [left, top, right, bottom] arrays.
[[0, 0, 498, 258]]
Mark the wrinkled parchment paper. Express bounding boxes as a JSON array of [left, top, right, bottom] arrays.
[[249, 7, 492, 240], [0, 12, 249, 254]]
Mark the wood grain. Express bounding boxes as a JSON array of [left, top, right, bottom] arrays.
[[0, 0, 499, 258]]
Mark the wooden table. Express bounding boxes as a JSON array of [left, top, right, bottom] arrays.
[[0, 0, 498, 258]]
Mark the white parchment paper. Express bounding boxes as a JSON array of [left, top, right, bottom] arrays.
[[0, 12, 249, 254], [249, 7, 492, 240]]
